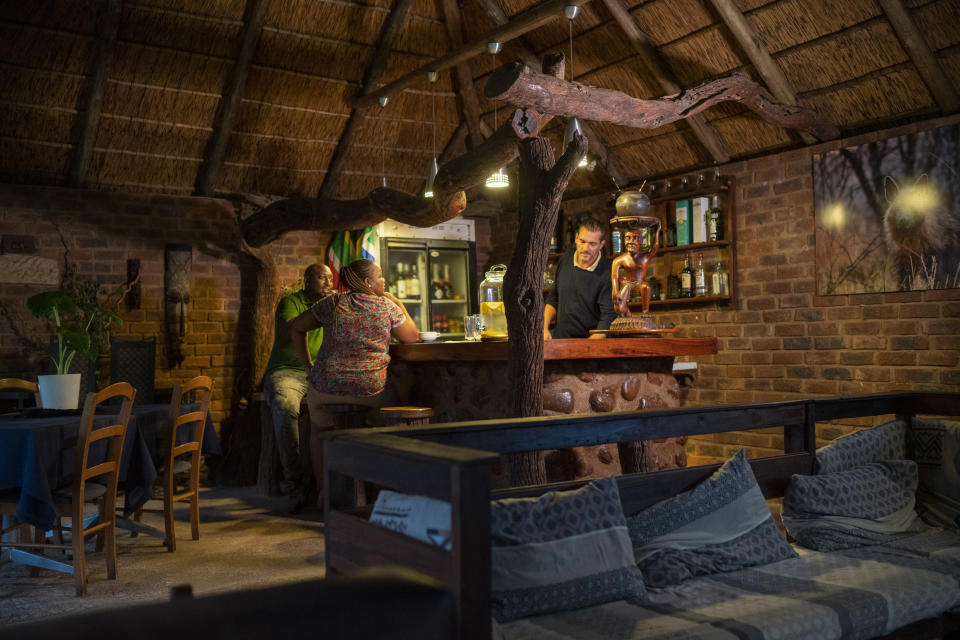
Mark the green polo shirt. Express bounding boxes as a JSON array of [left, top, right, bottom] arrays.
[[265, 289, 324, 375]]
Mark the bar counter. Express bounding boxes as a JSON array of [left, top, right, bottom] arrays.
[[390, 336, 717, 361], [386, 336, 717, 480]]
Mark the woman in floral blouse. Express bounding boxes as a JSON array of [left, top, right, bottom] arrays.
[[290, 258, 418, 503]]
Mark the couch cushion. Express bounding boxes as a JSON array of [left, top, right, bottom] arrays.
[[911, 417, 960, 530], [626, 449, 796, 588], [783, 460, 927, 551], [816, 419, 906, 474], [490, 476, 645, 622], [496, 530, 960, 640]]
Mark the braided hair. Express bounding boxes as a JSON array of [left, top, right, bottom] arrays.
[[339, 258, 379, 296]]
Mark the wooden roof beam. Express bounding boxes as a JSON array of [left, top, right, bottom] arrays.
[[319, 0, 414, 199], [440, 0, 485, 149], [67, 0, 121, 187], [474, 0, 629, 186], [355, 0, 592, 109], [195, 0, 270, 196], [876, 0, 959, 114], [600, 0, 729, 164], [706, 0, 820, 144]]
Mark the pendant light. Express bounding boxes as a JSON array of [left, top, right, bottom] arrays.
[[424, 70, 439, 198], [563, 5, 588, 168], [486, 41, 509, 189], [378, 96, 389, 187]]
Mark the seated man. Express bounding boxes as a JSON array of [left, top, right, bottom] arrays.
[[543, 218, 616, 339], [263, 263, 333, 512]]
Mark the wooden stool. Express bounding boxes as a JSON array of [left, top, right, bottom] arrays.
[[379, 406, 435, 426]]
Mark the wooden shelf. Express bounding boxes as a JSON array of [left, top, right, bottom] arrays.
[[648, 181, 729, 204], [657, 240, 730, 255], [630, 295, 732, 309]]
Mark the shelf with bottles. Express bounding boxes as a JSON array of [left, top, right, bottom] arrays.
[[626, 173, 736, 308]]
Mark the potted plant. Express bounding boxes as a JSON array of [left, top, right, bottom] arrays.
[[27, 285, 121, 409]]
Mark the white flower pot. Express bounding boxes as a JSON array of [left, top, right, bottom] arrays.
[[38, 373, 82, 410]]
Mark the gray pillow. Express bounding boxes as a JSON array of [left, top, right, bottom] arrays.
[[490, 476, 645, 622], [816, 419, 906, 474], [626, 449, 796, 588], [783, 460, 927, 551], [911, 418, 960, 530]]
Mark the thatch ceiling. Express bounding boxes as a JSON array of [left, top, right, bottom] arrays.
[[0, 0, 957, 204]]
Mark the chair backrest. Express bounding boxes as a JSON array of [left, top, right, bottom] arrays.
[[73, 382, 136, 505], [166, 376, 214, 471], [110, 337, 157, 404], [0, 377, 41, 409]]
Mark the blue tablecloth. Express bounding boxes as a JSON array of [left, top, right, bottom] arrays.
[[0, 412, 156, 529], [0, 404, 219, 529]]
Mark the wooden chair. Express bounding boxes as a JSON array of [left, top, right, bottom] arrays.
[[137, 376, 213, 551], [0, 377, 41, 409], [0, 382, 136, 596]]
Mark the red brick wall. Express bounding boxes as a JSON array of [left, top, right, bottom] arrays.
[[0, 185, 329, 427]]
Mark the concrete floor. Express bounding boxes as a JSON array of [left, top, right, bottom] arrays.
[[0, 486, 327, 627]]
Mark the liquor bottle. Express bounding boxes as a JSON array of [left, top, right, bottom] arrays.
[[680, 253, 693, 298], [712, 261, 730, 297], [408, 261, 420, 299], [549, 226, 559, 253], [694, 252, 708, 297], [432, 264, 444, 300], [707, 196, 722, 242], [442, 264, 454, 299], [564, 219, 575, 250], [396, 262, 407, 299], [667, 271, 681, 299], [611, 228, 622, 254]]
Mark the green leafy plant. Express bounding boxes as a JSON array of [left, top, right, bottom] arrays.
[[26, 273, 122, 375]]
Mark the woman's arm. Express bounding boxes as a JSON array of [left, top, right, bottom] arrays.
[[290, 309, 322, 368], [383, 292, 419, 343]]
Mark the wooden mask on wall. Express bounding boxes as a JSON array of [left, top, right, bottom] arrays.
[[164, 243, 192, 367]]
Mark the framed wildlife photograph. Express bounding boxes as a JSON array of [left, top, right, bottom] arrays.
[[813, 124, 960, 295]]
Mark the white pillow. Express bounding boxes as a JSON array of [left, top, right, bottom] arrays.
[[369, 490, 451, 550]]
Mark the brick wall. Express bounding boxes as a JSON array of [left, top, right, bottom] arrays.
[[0, 185, 329, 428]]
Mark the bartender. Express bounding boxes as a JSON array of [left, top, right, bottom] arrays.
[[543, 217, 616, 339]]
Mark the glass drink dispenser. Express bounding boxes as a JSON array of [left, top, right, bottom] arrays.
[[478, 264, 508, 339]]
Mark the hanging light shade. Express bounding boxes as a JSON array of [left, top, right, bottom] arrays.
[[486, 167, 509, 188], [424, 156, 438, 198]]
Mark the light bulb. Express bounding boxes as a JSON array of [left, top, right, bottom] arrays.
[[564, 118, 587, 168], [425, 156, 438, 198]]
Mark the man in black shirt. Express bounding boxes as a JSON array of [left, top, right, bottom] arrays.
[[544, 218, 616, 339]]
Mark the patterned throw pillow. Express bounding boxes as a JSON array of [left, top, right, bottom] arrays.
[[782, 460, 926, 551], [490, 476, 646, 622], [910, 418, 960, 530], [816, 419, 906, 474], [626, 449, 796, 588]]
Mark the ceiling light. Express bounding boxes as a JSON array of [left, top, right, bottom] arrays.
[[425, 71, 439, 198], [486, 43, 509, 189], [486, 168, 509, 188], [564, 6, 587, 169]]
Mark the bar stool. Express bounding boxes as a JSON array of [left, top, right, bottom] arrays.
[[379, 406, 434, 426]]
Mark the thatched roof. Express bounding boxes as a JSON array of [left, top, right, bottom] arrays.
[[0, 0, 957, 203]]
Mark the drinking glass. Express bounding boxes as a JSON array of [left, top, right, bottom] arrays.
[[464, 315, 482, 341]]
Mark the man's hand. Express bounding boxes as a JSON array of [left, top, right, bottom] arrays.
[[588, 333, 607, 340]]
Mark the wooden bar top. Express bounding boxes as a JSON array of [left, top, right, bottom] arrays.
[[390, 337, 717, 361]]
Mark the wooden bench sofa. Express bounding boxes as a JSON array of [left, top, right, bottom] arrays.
[[322, 391, 960, 640]]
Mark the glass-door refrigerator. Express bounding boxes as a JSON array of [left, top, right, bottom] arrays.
[[380, 238, 477, 338]]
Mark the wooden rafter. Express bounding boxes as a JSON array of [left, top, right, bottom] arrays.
[[195, 0, 270, 196], [473, 0, 628, 185], [876, 0, 959, 114], [600, 0, 729, 164], [67, 0, 121, 187], [319, 0, 414, 199], [355, 0, 592, 109], [706, 0, 817, 145], [440, 0, 485, 149]]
